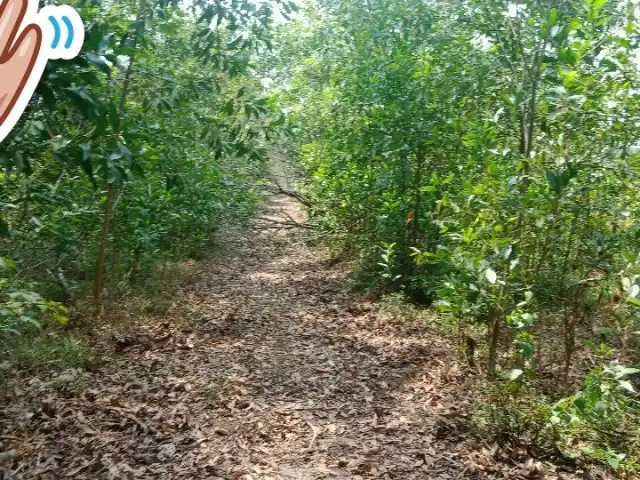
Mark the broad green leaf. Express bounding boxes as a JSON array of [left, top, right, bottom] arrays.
[[485, 268, 497, 284], [462, 133, 480, 147], [618, 380, 635, 393], [86, 52, 111, 75], [0, 257, 15, 270], [594, 0, 607, 10], [508, 369, 523, 381], [615, 367, 640, 378]]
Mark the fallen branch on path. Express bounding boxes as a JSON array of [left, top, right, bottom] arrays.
[[261, 183, 311, 207], [255, 217, 315, 230]]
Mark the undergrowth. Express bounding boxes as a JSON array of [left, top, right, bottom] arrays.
[[378, 293, 640, 474], [0, 332, 95, 384]]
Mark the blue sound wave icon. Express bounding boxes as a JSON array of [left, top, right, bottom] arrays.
[[48, 15, 74, 50], [39, 5, 84, 60]]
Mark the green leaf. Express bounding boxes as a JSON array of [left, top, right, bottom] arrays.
[[485, 268, 497, 284], [36, 83, 56, 110], [508, 369, 523, 381], [228, 36, 244, 49], [462, 133, 480, 147], [287, 0, 299, 12], [0, 257, 15, 270], [545, 170, 560, 192], [618, 380, 635, 393], [593, 0, 607, 10], [562, 70, 578, 87], [616, 367, 640, 378], [517, 341, 534, 358], [548, 8, 558, 26], [64, 86, 98, 119], [86, 52, 111, 75], [270, 113, 286, 127], [627, 297, 640, 308], [225, 99, 235, 115], [78, 143, 96, 187], [606, 455, 621, 470], [573, 397, 586, 412], [54, 312, 69, 326], [595, 327, 613, 335]]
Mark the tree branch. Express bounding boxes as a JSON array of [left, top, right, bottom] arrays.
[[262, 183, 311, 207]]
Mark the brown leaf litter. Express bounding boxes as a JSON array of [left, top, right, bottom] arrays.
[[1, 197, 598, 479]]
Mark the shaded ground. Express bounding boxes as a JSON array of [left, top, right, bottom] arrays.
[[2, 197, 576, 479]]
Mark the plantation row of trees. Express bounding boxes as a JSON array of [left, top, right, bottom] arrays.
[[270, 0, 640, 470], [0, 0, 293, 329]]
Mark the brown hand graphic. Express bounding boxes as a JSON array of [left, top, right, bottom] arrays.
[[0, 0, 42, 128]]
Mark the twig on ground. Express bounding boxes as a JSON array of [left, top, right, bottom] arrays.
[[306, 421, 322, 451], [261, 183, 311, 207], [67, 458, 99, 477], [255, 217, 314, 230]]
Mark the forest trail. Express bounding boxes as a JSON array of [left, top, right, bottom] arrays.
[[4, 197, 546, 479]]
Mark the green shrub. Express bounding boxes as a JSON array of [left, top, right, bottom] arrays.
[[1, 334, 95, 374]]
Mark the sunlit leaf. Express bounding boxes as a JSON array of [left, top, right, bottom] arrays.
[[485, 268, 497, 284]]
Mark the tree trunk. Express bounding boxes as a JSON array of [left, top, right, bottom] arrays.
[[562, 310, 575, 394], [487, 311, 502, 378], [93, 182, 116, 303], [92, 0, 145, 306]]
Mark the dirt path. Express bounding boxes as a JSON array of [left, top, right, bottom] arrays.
[[2, 197, 540, 479]]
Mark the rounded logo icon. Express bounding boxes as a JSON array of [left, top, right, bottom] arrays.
[[0, 0, 84, 144]]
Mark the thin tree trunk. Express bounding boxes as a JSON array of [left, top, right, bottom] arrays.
[[533, 195, 559, 277], [487, 310, 502, 378], [411, 154, 425, 247], [93, 182, 115, 302], [562, 300, 577, 394], [93, 0, 145, 306]]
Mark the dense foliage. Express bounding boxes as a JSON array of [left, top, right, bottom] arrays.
[[0, 0, 292, 328], [270, 0, 640, 470]]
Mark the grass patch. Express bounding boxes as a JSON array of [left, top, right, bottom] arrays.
[[0, 332, 96, 380]]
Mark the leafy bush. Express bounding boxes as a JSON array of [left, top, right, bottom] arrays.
[[0, 0, 288, 313], [269, 0, 640, 472], [549, 362, 640, 471], [273, 0, 640, 377], [0, 257, 67, 335]]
